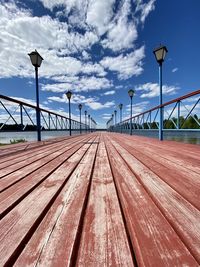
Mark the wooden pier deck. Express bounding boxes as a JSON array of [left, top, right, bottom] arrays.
[[0, 132, 199, 266]]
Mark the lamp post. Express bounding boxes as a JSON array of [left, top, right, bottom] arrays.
[[119, 103, 123, 133], [84, 110, 87, 133], [28, 50, 43, 141], [153, 45, 168, 141], [91, 117, 93, 132], [66, 91, 72, 136], [128, 89, 134, 135], [114, 110, 117, 126], [88, 114, 90, 132], [78, 104, 82, 134], [111, 114, 114, 131]]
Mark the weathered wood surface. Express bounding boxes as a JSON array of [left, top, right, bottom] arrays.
[[0, 132, 199, 266]]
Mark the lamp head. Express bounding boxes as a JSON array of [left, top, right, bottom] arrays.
[[128, 89, 135, 98], [153, 45, 168, 64], [28, 50, 43, 67], [66, 90, 72, 100], [78, 104, 82, 110], [119, 103, 123, 109]]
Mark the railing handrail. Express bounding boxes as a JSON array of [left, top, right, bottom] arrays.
[[122, 89, 200, 123], [0, 94, 80, 124]]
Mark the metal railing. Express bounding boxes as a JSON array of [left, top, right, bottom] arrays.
[[107, 89, 200, 134], [0, 94, 97, 133]]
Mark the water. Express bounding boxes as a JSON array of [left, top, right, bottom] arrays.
[[0, 131, 78, 144], [0, 130, 200, 145], [120, 129, 200, 145]]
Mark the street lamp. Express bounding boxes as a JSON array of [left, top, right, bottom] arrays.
[[111, 114, 114, 131], [84, 110, 87, 133], [78, 104, 82, 134], [119, 103, 123, 133], [114, 110, 117, 126], [28, 50, 43, 141], [153, 45, 168, 141], [128, 89, 135, 135], [66, 90, 72, 136], [88, 114, 90, 132]]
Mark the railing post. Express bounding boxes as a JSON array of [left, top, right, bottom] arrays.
[[177, 100, 180, 129], [20, 104, 23, 130]]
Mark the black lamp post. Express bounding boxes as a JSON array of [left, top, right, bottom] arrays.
[[84, 110, 87, 133], [114, 110, 117, 126], [111, 114, 114, 131], [78, 104, 82, 134], [119, 103, 123, 133], [128, 89, 135, 135], [90, 117, 93, 133], [66, 91, 72, 136], [153, 45, 168, 141], [28, 50, 43, 141], [88, 114, 90, 132]]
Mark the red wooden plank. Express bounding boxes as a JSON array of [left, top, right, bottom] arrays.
[[0, 133, 89, 165], [105, 135, 198, 266], [0, 135, 93, 192], [76, 140, 134, 266], [111, 134, 200, 209], [109, 137, 200, 263], [14, 138, 99, 267], [0, 134, 91, 176], [0, 135, 97, 218], [0, 138, 98, 266]]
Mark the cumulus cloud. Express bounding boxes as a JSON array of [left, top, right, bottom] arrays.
[[42, 76, 113, 93], [135, 82, 179, 98], [103, 90, 115, 95], [48, 93, 115, 110], [102, 0, 138, 52], [0, 0, 156, 106], [100, 46, 145, 79]]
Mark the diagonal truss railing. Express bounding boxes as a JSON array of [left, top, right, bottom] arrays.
[[0, 94, 94, 132], [107, 89, 200, 132]]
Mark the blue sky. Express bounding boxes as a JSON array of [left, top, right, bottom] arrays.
[[0, 0, 200, 128]]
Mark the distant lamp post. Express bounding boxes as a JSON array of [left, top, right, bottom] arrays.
[[153, 45, 168, 141], [88, 114, 90, 132], [28, 50, 43, 141], [78, 104, 82, 134], [66, 90, 72, 136], [114, 110, 117, 126], [84, 110, 87, 133], [119, 103, 123, 133], [111, 114, 114, 131], [128, 89, 135, 135]]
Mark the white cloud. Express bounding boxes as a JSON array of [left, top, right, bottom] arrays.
[[87, 100, 115, 110], [135, 82, 180, 98], [172, 68, 178, 73], [48, 93, 115, 110], [86, 0, 115, 35], [42, 76, 113, 93], [0, 2, 100, 79], [103, 90, 115, 95], [100, 46, 145, 79], [102, 0, 138, 52], [136, 0, 156, 24]]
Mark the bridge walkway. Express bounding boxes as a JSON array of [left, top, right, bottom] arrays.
[[0, 132, 199, 266]]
